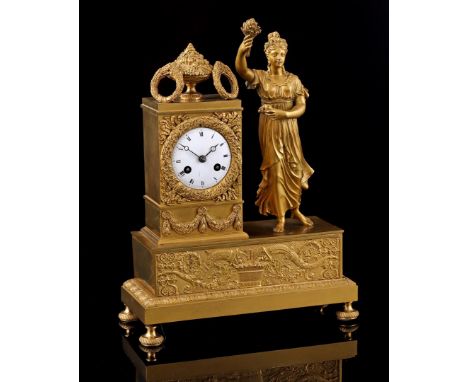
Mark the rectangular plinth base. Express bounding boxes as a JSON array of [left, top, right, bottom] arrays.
[[121, 216, 358, 325], [122, 276, 358, 324]]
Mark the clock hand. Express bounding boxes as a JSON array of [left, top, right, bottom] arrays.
[[205, 144, 219, 157], [177, 143, 201, 159]]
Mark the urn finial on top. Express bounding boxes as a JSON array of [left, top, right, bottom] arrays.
[[174, 43, 213, 102], [150, 43, 239, 103]]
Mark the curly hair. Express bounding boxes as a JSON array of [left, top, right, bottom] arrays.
[[264, 32, 288, 54]]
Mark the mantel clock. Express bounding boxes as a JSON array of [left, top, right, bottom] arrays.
[[119, 25, 359, 348]]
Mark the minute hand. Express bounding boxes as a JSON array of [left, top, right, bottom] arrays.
[[205, 144, 219, 157]]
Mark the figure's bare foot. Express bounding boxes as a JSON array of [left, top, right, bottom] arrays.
[[273, 216, 285, 232], [291, 209, 313, 227]]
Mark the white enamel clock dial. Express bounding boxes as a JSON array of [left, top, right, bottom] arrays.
[[171, 127, 231, 190]]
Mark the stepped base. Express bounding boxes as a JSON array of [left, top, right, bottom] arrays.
[[120, 217, 358, 327]]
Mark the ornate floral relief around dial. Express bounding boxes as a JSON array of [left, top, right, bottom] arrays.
[[214, 175, 240, 201], [159, 114, 190, 147], [160, 177, 190, 204], [160, 115, 241, 203], [213, 112, 242, 140], [154, 237, 341, 296]]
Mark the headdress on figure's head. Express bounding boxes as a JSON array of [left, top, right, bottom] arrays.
[[264, 32, 288, 54]]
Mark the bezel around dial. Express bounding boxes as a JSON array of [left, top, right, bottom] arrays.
[[161, 116, 240, 202]]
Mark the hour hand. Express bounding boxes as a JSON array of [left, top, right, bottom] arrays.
[[177, 144, 200, 158], [205, 144, 219, 157]]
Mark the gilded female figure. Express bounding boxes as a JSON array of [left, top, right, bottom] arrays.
[[235, 31, 313, 232]]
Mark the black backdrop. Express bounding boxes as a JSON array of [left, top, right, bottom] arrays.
[[80, 0, 388, 379]]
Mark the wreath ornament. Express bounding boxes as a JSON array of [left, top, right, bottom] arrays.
[[212, 61, 239, 100], [150, 63, 184, 103]]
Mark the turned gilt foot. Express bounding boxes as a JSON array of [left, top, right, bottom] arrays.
[[139, 325, 165, 347], [336, 302, 359, 321], [118, 304, 137, 322]]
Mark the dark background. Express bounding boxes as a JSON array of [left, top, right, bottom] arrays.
[[80, 0, 388, 379]]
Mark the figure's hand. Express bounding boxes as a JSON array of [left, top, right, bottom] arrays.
[[260, 105, 288, 120], [238, 36, 253, 55], [266, 109, 287, 120]]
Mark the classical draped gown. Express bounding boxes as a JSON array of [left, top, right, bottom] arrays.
[[247, 69, 314, 218]]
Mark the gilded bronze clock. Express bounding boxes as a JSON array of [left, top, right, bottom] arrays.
[[119, 33, 359, 348]]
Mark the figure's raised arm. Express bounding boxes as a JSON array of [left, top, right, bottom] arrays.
[[235, 36, 255, 83]]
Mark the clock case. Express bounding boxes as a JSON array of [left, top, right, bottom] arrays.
[[140, 96, 249, 247]]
